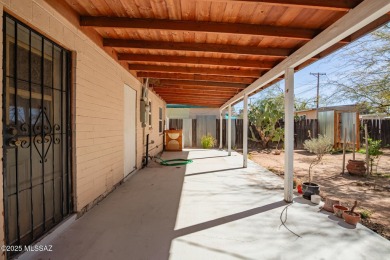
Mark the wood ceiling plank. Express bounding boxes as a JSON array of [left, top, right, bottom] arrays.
[[158, 94, 234, 100], [103, 39, 291, 57], [129, 64, 263, 77], [156, 79, 247, 88], [81, 16, 318, 40], [154, 90, 237, 96], [150, 0, 170, 19], [209, 1, 228, 22], [162, 98, 225, 104], [181, 0, 197, 21], [139, 72, 255, 83], [195, 0, 361, 11], [159, 94, 228, 100], [134, 0, 154, 18], [153, 85, 242, 92], [120, 54, 276, 68], [164, 102, 221, 107], [64, 0, 90, 15], [165, 0, 183, 20], [118, 0, 141, 17], [196, 0, 213, 22], [155, 89, 235, 96]]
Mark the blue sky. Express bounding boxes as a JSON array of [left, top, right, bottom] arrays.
[[232, 28, 380, 111]]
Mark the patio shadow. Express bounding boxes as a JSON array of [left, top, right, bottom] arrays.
[[173, 200, 287, 238], [185, 167, 244, 177]]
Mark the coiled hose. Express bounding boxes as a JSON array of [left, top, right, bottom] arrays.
[[156, 158, 193, 166]]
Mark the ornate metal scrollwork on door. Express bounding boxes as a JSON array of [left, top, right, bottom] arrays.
[[31, 106, 60, 163]]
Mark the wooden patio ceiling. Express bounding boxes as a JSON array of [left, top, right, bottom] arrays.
[[59, 0, 390, 108]]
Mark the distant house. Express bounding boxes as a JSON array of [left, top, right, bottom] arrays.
[[295, 104, 358, 120], [295, 104, 360, 149]]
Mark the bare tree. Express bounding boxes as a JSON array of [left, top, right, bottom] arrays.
[[325, 24, 390, 113]]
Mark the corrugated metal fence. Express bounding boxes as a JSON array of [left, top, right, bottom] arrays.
[[168, 118, 242, 148]]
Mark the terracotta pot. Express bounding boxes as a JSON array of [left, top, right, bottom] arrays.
[[302, 182, 320, 200], [333, 205, 349, 218], [346, 160, 366, 176], [323, 197, 340, 213], [343, 211, 361, 226]]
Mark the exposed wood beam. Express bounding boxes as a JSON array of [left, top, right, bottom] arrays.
[[81, 16, 317, 40], [119, 54, 277, 69], [156, 79, 247, 89], [129, 64, 262, 77], [103, 39, 291, 57], [155, 90, 235, 97], [196, 0, 362, 11], [153, 87, 238, 94], [138, 72, 255, 84], [163, 100, 224, 106], [159, 94, 228, 100], [164, 101, 221, 107], [163, 97, 225, 102], [153, 85, 242, 92], [163, 97, 224, 103]]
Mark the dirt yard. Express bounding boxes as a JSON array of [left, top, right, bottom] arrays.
[[246, 148, 390, 240]]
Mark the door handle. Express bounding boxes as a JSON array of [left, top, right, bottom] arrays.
[[7, 138, 21, 147]]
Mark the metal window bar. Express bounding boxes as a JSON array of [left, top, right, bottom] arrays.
[[2, 13, 72, 257]]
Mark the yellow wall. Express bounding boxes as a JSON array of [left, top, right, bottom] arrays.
[[0, 0, 165, 255]]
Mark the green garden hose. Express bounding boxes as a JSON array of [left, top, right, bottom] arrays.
[[157, 158, 193, 166]]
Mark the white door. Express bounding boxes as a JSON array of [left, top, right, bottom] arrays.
[[124, 85, 137, 177]]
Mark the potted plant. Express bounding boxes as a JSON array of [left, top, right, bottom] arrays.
[[343, 201, 361, 226], [302, 134, 333, 200]]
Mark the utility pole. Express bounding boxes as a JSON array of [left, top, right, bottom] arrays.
[[310, 72, 326, 136]]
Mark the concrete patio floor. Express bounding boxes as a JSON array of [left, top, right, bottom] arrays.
[[23, 149, 390, 260]]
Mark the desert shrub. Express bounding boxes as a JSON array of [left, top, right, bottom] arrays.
[[358, 138, 383, 174], [360, 208, 373, 219], [303, 135, 333, 183], [201, 134, 216, 149]]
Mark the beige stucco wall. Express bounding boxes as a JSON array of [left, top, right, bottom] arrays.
[[0, 0, 165, 255]]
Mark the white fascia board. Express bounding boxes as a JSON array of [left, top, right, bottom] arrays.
[[220, 0, 390, 110]]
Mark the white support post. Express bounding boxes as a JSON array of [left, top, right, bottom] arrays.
[[219, 110, 223, 149], [243, 94, 248, 168], [284, 67, 294, 203], [228, 105, 232, 156]]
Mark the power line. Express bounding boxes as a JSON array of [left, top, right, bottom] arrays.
[[310, 72, 326, 135], [310, 72, 326, 110]]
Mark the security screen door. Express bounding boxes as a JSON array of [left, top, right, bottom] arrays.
[[3, 14, 72, 255]]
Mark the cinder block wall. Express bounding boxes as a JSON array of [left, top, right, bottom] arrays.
[[0, 0, 165, 255]]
